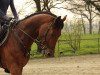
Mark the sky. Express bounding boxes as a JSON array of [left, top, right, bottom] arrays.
[[7, 0, 74, 20]]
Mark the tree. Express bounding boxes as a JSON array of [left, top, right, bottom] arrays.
[[83, 0, 100, 12], [42, 0, 50, 12], [33, 0, 51, 12], [34, 0, 41, 12], [64, 0, 97, 34], [33, 0, 65, 12], [65, 20, 82, 52]]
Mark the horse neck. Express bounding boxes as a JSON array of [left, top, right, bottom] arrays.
[[16, 18, 39, 49], [16, 15, 54, 49]]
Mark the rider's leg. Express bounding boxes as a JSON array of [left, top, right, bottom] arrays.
[[0, 9, 11, 21]]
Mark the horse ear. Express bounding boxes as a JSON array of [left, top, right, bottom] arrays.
[[55, 16, 61, 22], [54, 16, 64, 29], [62, 15, 67, 22]]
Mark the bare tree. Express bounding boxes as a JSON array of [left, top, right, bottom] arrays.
[[83, 0, 100, 12], [42, 0, 50, 12], [64, 0, 97, 34], [98, 21, 100, 34], [33, 0, 42, 12], [33, 0, 65, 12], [34, 0, 41, 12]]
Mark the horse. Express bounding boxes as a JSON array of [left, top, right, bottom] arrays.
[[0, 12, 66, 75]]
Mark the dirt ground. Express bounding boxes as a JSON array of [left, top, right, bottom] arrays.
[[0, 54, 100, 75]]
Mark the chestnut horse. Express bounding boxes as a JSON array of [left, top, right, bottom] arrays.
[[0, 12, 66, 75]]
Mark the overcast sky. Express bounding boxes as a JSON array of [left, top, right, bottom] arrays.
[[7, 0, 74, 20]]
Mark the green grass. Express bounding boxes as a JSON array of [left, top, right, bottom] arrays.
[[30, 34, 100, 58], [56, 34, 100, 56], [59, 33, 100, 40], [81, 34, 100, 39]]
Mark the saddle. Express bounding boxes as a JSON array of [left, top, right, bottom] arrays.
[[0, 19, 17, 46]]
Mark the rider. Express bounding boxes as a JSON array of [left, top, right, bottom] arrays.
[[0, 0, 18, 30]]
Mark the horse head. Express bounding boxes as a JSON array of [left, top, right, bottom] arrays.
[[37, 15, 67, 57], [14, 12, 67, 57]]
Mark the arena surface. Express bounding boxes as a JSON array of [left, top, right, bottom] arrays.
[[0, 54, 100, 75]]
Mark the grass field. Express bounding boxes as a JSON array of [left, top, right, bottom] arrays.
[[30, 34, 100, 58]]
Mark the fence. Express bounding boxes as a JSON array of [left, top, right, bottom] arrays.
[[57, 38, 100, 56], [30, 38, 100, 58]]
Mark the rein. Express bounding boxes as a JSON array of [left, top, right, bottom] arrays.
[[18, 28, 34, 41], [13, 29, 30, 57]]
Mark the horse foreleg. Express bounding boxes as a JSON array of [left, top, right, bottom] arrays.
[[10, 63, 23, 75]]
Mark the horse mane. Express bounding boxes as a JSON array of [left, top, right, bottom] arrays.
[[25, 12, 57, 19], [16, 12, 65, 29], [16, 12, 57, 25]]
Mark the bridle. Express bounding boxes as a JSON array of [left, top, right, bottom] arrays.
[[13, 20, 55, 57], [35, 22, 53, 55]]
